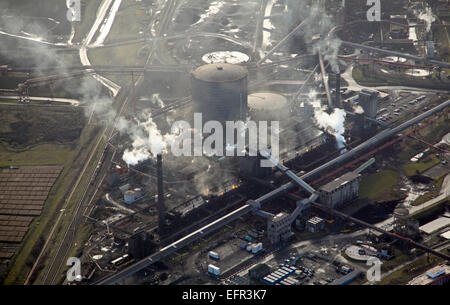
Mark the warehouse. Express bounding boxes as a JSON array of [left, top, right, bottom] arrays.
[[419, 217, 450, 235], [408, 264, 450, 285], [319, 172, 361, 209]]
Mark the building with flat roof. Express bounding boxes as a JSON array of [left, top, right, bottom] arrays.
[[305, 216, 325, 233], [319, 172, 361, 209], [267, 212, 292, 244], [419, 217, 450, 235], [330, 269, 362, 285], [440, 230, 450, 240], [248, 263, 271, 280], [407, 264, 450, 285], [358, 89, 379, 119]]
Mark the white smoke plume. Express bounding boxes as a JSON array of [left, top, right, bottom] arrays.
[[119, 111, 175, 166], [151, 93, 165, 108], [414, 4, 436, 33], [314, 107, 347, 149], [308, 90, 347, 149], [314, 38, 343, 74], [0, 5, 117, 125], [289, 1, 342, 73]]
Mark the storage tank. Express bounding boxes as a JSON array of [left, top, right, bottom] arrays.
[[208, 251, 220, 260], [394, 204, 410, 234], [134, 188, 142, 198], [252, 242, 263, 254], [208, 264, 221, 275], [248, 92, 290, 121], [191, 63, 248, 123], [124, 190, 135, 204]]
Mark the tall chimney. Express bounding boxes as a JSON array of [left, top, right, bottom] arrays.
[[335, 72, 341, 108], [157, 154, 166, 233]]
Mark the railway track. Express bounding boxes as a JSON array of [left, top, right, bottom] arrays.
[[31, 0, 182, 285]]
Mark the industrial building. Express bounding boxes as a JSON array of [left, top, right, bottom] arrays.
[[419, 217, 450, 235], [318, 172, 361, 209], [305, 216, 325, 233], [267, 212, 293, 244], [358, 89, 380, 119], [128, 231, 156, 260], [407, 264, 450, 285], [329, 270, 363, 285], [6, 0, 448, 287], [248, 263, 270, 280]]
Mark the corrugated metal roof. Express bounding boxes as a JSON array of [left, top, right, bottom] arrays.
[[440, 230, 450, 240], [419, 217, 450, 234], [320, 172, 360, 193]]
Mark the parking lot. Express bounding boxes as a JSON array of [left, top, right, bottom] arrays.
[[376, 92, 434, 125], [199, 237, 259, 276]]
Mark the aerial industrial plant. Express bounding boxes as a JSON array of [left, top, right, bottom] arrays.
[[0, 0, 449, 288]]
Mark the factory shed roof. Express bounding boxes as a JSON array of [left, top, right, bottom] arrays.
[[272, 212, 290, 222], [307, 216, 324, 225], [329, 270, 362, 285], [440, 230, 450, 240], [419, 217, 450, 234], [191, 63, 248, 83], [249, 264, 271, 279], [319, 172, 361, 193], [408, 264, 450, 285]]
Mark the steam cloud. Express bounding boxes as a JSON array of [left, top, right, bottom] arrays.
[[119, 111, 175, 166], [308, 90, 347, 149], [314, 107, 347, 149], [414, 4, 436, 33], [0, 4, 118, 129]]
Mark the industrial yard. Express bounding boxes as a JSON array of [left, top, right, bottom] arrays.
[[0, 0, 449, 288]]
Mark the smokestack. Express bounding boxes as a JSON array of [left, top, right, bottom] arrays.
[[335, 72, 341, 108], [157, 154, 166, 233]]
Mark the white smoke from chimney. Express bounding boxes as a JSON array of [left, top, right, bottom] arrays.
[[414, 4, 436, 33], [151, 93, 165, 108], [314, 107, 347, 149], [119, 112, 175, 166], [308, 90, 347, 150]]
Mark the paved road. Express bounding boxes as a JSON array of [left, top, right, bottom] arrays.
[[79, 0, 121, 96], [104, 193, 135, 214], [0, 95, 80, 106]]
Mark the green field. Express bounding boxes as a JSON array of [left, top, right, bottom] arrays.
[[104, 0, 148, 44], [0, 103, 102, 284], [352, 67, 389, 87], [34, 134, 106, 285], [378, 250, 446, 285], [402, 154, 442, 177], [359, 170, 400, 200]]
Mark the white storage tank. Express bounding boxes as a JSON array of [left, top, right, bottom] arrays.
[[124, 190, 136, 204], [251, 242, 263, 254], [208, 251, 220, 260], [134, 188, 143, 198], [246, 243, 253, 252], [247, 92, 290, 121], [208, 264, 221, 276]]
